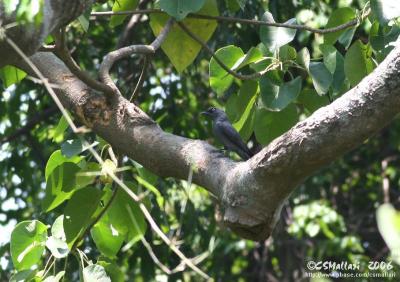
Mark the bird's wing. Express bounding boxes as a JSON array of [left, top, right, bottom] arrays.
[[217, 121, 252, 158]]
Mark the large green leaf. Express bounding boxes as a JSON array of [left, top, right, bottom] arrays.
[[150, 0, 218, 73], [106, 182, 147, 244], [110, 0, 139, 27], [344, 40, 374, 86], [159, 0, 205, 20], [254, 105, 298, 145], [371, 0, 400, 24], [91, 187, 125, 258], [64, 187, 104, 247], [260, 12, 297, 51], [209, 45, 244, 95], [260, 76, 302, 111], [10, 220, 48, 270], [323, 8, 356, 45], [0, 65, 27, 87], [91, 217, 124, 258], [42, 163, 81, 212]]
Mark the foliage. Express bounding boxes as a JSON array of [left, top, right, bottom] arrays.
[[1, 0, 400, 281]]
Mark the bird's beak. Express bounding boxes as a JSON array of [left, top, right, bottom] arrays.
[[201, 111, 210, 116]]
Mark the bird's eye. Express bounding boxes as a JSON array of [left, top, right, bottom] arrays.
[[210, 107, 215, 112]]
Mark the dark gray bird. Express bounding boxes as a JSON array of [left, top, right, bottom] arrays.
[[201, 107, 253, 160]]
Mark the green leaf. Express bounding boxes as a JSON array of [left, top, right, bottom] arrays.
[[10, 220, 48, 270], [83, 264, 111, 282], [159, 0, 205, 20], [61, 139, 83, 158], [337, 26, 356, 49], [344, 40, 374, 86], [45, 150, 82, 181], [260, 12, 297, 51], [0, 65, 27, 87], [150, 0, 218, 72], [78, 10, 90, 32], [110, 0, 139, 27], [45, 236, 69, 258], [377, 204, 400, 264], [64, 187, 104, 247], [260, 76, 302, 111], [52, 115, 69, 143], [91, 215, 124, 258], [42, 162, 81, 212], [209, 45, 244, 95], [320, 45, 346, 96], [323, 8, 356, 45], [309, 62, 333, 96], [76, 162, 101, 189], [371, 0, 400, 24], [231, 47, 263, 71], [107, 182, 147, 244], [369, 21, 400, 58], [254, 105, 298, 145], [279, 45, 297, 62], [231, 80, 258, 137]]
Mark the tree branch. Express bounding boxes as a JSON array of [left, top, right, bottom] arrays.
[[91, 8, 369, 34], [25, 39, 400, 240], [98, 18, 174, 96]]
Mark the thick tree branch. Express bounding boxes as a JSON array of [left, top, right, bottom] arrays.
[[24, 39, 400, 240]]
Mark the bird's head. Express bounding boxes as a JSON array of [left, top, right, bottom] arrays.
[[201, 107, 227, 120]]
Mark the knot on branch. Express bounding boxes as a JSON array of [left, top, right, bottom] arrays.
[[216, 163, 285, 241], [78, 92, 112, 127]]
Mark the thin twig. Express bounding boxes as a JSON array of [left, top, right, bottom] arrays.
[[177, 22, 277, 80], [99, 18, 174, 97], [130, 55, 149, 101], [91, 8, 369, 34], [126, 204, 173, 275]]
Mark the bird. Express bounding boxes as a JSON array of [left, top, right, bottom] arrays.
[[201, 107, 253, 160]]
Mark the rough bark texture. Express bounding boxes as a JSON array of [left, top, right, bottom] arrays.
[[2, 2, 400, 240]]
